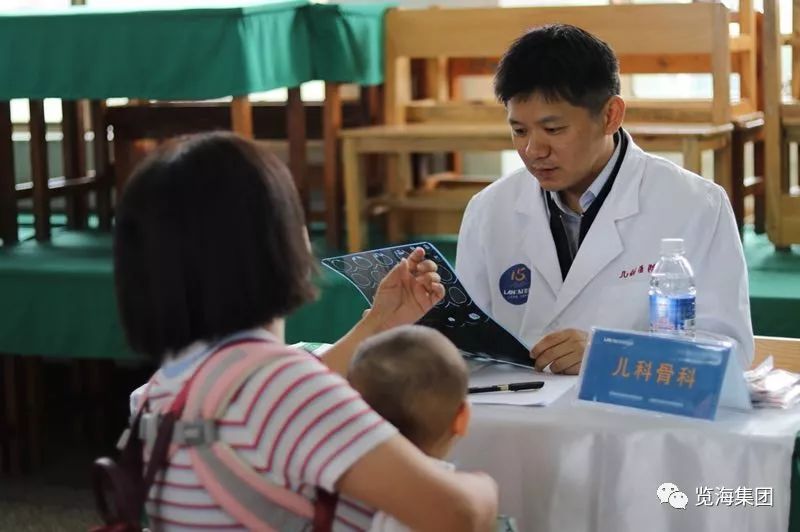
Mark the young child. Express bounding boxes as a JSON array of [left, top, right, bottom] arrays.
[[348, 325, 471, 532]]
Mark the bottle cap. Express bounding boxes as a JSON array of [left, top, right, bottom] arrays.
[[660, 238, 685, 255]]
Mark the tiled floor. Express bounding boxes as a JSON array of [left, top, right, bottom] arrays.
[[0, 445, 96, 531]]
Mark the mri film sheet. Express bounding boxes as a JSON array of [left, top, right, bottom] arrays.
[[322, 242, 531, 366]]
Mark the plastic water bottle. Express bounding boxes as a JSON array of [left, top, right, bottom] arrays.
[[649, 238, 696, 335]]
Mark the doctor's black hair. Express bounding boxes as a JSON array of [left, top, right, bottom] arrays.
[[494, 24, 620, 115], [113, 132, 317, 360]]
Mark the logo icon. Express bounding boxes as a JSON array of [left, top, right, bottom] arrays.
[[657, 482, 687, 510], [499, 264, 531, 305], [669, 491, 689, 510]]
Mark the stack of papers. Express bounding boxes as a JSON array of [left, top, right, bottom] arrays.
[[745, 356, 800, 408]]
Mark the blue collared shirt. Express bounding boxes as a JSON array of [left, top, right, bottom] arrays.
[[547, 135, 622, 258]]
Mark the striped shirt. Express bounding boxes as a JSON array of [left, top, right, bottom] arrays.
[[133, 329, 397, 531]]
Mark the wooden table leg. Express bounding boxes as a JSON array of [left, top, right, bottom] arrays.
[[287, 88, 308, 215], [23, 357, 42, 470], [90, 100, 113, 231], [772, 137, 793, 247], [0, 355, 7, 474], [360, 85, 384, 203], [343, 138, 365, 252], [731, 128, 746, 237], [70, 360, 86, 443], [387, 153, 412, 244], [231, 96, 254, 139], [323, 83, 342, 250], [753, 137, 766, 234], [3, 356, 21, 475], [681, 137, 702, 175], [29, 100, 50, 242], [88, 360, 113, 445], [360, 85, 382, 125], [0, 101, 17, 245], [714, 136, 733, 201], [62, 100, 88, 230]]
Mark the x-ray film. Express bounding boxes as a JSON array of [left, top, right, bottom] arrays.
[[322, 242, 531, 367]]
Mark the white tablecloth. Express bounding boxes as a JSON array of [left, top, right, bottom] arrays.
[[452, 372, 800, 532]]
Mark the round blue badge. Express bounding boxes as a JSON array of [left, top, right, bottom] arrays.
[[499, 264, 531, 305]]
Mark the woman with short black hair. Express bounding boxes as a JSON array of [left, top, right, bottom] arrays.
[[116, 132, 498, 532]]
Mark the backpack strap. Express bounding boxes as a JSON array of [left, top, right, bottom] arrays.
[[179, 341, 332, 532], [93, 382, 184, 530]]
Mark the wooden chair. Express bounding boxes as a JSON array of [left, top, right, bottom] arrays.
[[107, 90, 381, 251], [753, 335, 800, 373], [409, 21, 747, 157], [0, 91, 258, 247], [434, 8, 764, 238], [0, 103, 15, 245], [341, 3, 741, 252], [732, 113, 766, 236], [0, 99, 113, 245], [763, 0, 800, 248], [727, 9, 766, 237], [109, 99, 317, 213], [620, 0, 762, 197]]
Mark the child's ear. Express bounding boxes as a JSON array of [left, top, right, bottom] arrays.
[[452, 400, 471, 437]]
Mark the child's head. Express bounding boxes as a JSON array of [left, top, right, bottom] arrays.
[[348, 325, 470, 458], [114, 132, 316, 360]]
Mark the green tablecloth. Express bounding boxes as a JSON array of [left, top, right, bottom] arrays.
[[0, 1, 312, 100], [0, 1, 390, 100], [743, 232, 800, 338], [2, 226, 797, 361], [0, 225, 369, 360], [307, 3, 392, 86], [0, 230, 132, 360]]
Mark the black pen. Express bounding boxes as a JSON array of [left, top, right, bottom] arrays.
[[468, 381, 545, 394]]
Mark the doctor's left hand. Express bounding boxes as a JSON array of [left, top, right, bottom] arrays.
[[531, 328, 588, 375], [367, 247, 445, 332]]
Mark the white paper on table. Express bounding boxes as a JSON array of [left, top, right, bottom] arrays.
[[466, 361, 579, 406], [745, 355, 774, 382]]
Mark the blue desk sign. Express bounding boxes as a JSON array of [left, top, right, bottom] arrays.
[[578, 328, 751, 420]]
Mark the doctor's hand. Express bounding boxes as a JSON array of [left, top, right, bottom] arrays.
[[531, 328, 588, 375], [367, 247, 445, 332]]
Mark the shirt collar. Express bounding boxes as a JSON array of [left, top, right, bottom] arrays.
[[160, 327, 278, 378], [549, 132, 621, 216]]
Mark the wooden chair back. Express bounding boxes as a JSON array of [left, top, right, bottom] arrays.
[[384, 4, 738, 127], [754, 336, 800, 373], [762, 0, 800, 246]]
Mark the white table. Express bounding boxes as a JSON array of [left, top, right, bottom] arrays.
[[452, 367, 800, 532]]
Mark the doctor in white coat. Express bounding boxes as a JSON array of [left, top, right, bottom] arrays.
[[456, 24, 754, 374]]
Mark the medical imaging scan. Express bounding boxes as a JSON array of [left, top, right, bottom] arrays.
[[322, 242, 532, 367]]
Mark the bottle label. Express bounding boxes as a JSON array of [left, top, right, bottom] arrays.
[[649, 294, 696, 333]]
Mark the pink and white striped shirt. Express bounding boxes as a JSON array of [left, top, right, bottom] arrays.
[[133, 329, 397, 531]]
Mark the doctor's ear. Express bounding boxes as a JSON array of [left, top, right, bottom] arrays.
[[601, 95, 626, 134]]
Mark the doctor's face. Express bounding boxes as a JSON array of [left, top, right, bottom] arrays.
[[507, 93, 623, 194]]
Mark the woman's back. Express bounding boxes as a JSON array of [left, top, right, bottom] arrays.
[[137, 330, 396, 531]]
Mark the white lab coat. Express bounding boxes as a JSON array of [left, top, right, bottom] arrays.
[[456, 132, 754, 368]]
